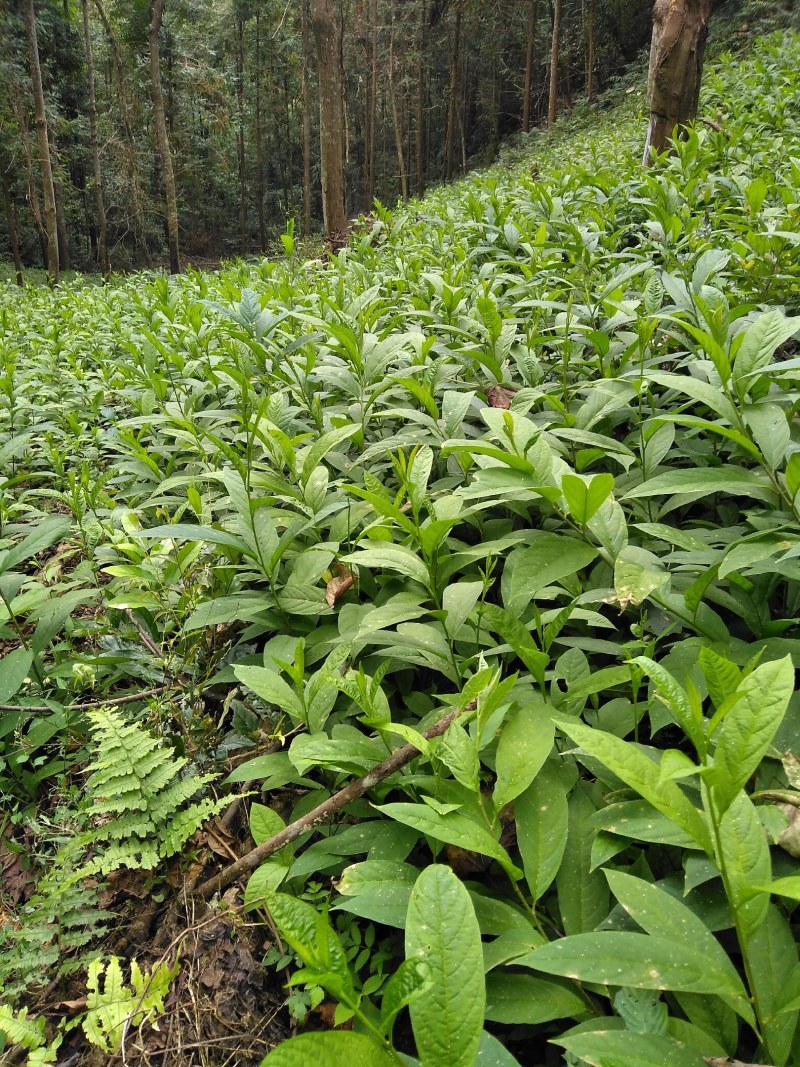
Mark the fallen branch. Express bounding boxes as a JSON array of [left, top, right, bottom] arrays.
[[0, 685, 171, 714], [197, 697, 477, 899]]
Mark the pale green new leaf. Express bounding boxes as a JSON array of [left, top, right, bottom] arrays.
[[259, 1032, 396, 1067], [493, 701, 554, 811], [515, 764, 568, 901]]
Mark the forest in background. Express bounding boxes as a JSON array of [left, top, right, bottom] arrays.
[[2, 0, 680, 273]]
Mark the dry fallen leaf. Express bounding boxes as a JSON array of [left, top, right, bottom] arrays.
[[325, 563, 356, 608], [486, 384, 516, 409]]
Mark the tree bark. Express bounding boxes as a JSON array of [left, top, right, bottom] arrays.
[[586, 0, 595, 99], [93, 0, 151, 265], [365, 0, 378, 207], [23, 0, 59, 284], [8, 83, 48, 266], [415, 0, 426, 197], [54, 177, 70, 270], [388, 7, 408, 201], [255, 11, 267, 249], [522, 0, 538, 132], [547, 0, 562, 129], [643, 0, 712, 163], [81, 0, 109, 273], [301, 0, 312, 236], [445, 1, 461, 181], [2, 174, 24, 286], [149, 0, 180, 273], [235, 12, 247, 253], [311, 0, 347, 236]]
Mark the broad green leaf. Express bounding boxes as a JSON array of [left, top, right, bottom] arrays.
[[442, 580, 483, 639], [374, 803, 522, 880], [717, 793, 770, 942], [624, 467, 772, 500], [475, 1030, 523, 1067], [556, 784, 609, 935], [614, 546, 670, 607], [527, 931, 745, 997], [340, 544, 429, 587], [406, 865, 485, 1067], [744, 403, 790, 470], [561, 473, 615, 525], [235, 665, 306, 724], [136, 523, 254, 555], [516, 765, 568, 900], [249, 803, 285, 846], [501, 536, 598, 613], [746, 905, 800, 1066], [0, 515, 71, 573], [259, 1032, 396, 1067], [484, 972, 585, 1025], [0, 647, 34, 703], [557, 1029, 706, 1067], [493, 700, 554, 811], [556, 719, 712, 854], [733, 311, 800, 395], [711, 656, 794, 813], [379, 959, 432, 1038], [604, 871, 747, 1000]]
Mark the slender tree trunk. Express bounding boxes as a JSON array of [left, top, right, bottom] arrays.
[[301, 0, 312, 236], [23, 0, 59, 283], [445, 2, 462, 181], [415, 0, 426, 197], [93, 0, 151, 264], [149, 0, 180, 272], [365, 0, 378, 206], [388, 8, 408, 201], [643, 0, 712, 163], [81, 0, 109, 273], [311, 0, 347, 236], [547, 0, 562, 129], [255, 11, 266, 248], [523, 0, 538, 132], [2, 175, 24, 286], [54, 177, 70, 270], [235, 12, 247, 252], [586, 0, 595, 99], [8, 84, 47, 265]]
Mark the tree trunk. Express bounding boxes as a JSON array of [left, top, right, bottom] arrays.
[[81, 0, 109, 273], [365, 0, 378, 206], [643, 0, 712, 163], [8, 83, 48, 265], [235, 12, 247, 253], [94, 0, 151, 265], [149, 0, 180, 273], [54, 177, 70, 270], [586, 0, 595, 99], [301, 0, 312, 236], [2, 175, 24, 286], [445, 2, 461, 182], [255, 11, 266, 248], [311, 0, 347, 236], [23, 0, 59, 284], [522, 0, 537, 132], [388, 8, 408, 201], [415, 0, 426, 197], [547, 0, 562, 129]]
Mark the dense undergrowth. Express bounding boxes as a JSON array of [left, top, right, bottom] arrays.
[[1, 27, 800, 1067]]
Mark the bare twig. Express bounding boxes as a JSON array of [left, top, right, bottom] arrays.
[[0, 685, 171, 714], [197, 697, 478, 899], [125, 607, 163, 659]]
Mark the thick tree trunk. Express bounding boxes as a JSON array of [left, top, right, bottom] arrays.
[[301, 0, 312, 236], [149, 0, 180, 273], [643, 0, 712, 163], [445, 2, 461, 181], [23, 0, 59, 284], [522, 0, 538, 132], [311, 0, 347, 236], [235, 13, 247, 253], [2, 175, 24, 286], [94, 0, 151, 265], [547, 0, 562, 129], [81, 0, 109, 273]]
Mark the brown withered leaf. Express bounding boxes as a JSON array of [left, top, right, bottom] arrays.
[[486, 384, 516, 409], [0, 842, 33, 905], [99, 866, 150, 906], [205, 817, 238, 860], [325, 563, 356, 608]]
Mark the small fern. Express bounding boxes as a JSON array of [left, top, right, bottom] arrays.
[[76, 706, 228, 875], [0, 1003, 47, 1050]]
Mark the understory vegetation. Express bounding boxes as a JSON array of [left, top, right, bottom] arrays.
[[1, 27, 800, 1067]]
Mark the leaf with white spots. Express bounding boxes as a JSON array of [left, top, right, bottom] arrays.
[[556, 1029, 707, 1067], [405, 865, 485, 1067]]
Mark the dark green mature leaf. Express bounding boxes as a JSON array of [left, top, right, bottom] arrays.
[[406, 865, 485, 1067], [259, 1032, 396, 1067], [516, 763, 568, 901], [556, 1029, 707, 1067]]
